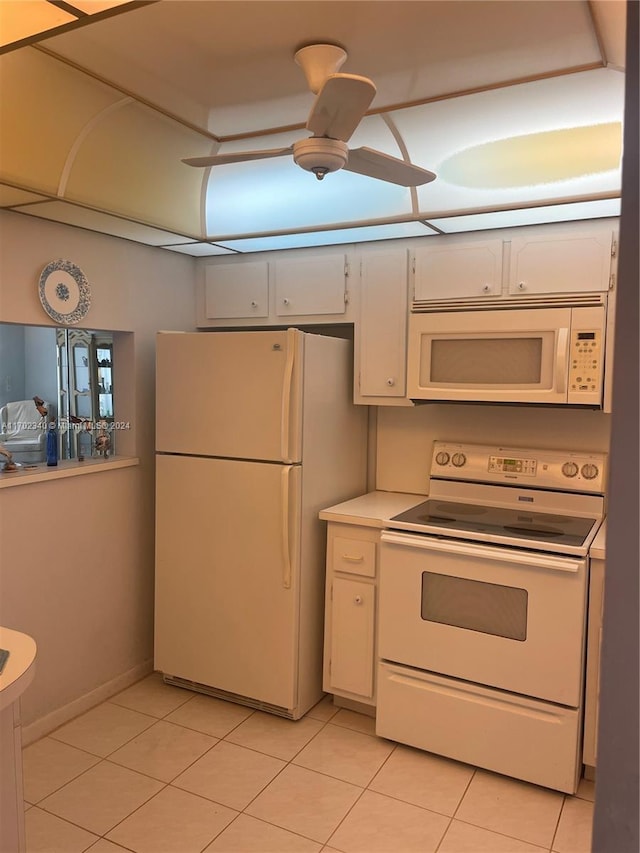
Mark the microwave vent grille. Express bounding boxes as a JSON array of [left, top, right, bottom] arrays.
[[412, 294, 606, 313]]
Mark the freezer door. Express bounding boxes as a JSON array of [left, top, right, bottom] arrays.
[[154, 454, 302, 712], [156, 329, 302, 462]]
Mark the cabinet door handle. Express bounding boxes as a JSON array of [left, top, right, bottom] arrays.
[[283, 297, 290, 306], [386, 378, 395, 386], [342, 554, 364, 562], [518, 281, 526, 291], [482, 284, 491, 294], [354, 595, 364, 605]]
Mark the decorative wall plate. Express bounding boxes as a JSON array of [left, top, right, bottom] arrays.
[[39, 259, 91, 325]]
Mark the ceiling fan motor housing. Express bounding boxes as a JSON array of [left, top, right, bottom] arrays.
[[293, 137, 348, 179]]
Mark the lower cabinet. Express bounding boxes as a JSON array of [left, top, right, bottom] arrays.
[[323, 523, 379, 705]]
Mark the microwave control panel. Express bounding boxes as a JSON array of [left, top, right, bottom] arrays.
[[568, 328, 603, 400]]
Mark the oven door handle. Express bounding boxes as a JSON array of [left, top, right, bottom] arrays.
[[380, 530, 583, 573]]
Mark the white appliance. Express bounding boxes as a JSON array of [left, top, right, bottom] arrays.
[[407, 303, 608, 406], [154, 329, 368, 719], [376, 441, 606, 793]]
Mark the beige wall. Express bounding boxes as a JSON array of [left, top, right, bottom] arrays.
[[0, 211, 196, 732], [376, 403, 611, 494]]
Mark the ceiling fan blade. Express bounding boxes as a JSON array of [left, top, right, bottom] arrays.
[[345, 147, 437, 187], [306, 73, 376, 143], [182, 147, 293, 167]]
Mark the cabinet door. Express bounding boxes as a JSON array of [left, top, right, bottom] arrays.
[[412, 240, 503, 302], [274, 254, 347, 316], [508, 229, 613, 295], [329, 577, 375, 698], [356, 250, 408, 400], [204, 261, 269, 319]]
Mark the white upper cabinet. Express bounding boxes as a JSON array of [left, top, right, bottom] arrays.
[[508, 228, 614, 296], [355, 248, 412, 405], [274, 254, 347, 317], [412, 240, 504, 302], [204, 261, 269, 320], [410, 222, 616, 307], [197, 251, 354, 327]]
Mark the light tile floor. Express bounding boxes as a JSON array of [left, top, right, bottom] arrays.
[[22, 673, 595, 853]]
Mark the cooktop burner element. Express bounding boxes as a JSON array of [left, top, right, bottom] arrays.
[[386, 442, 607, 556]]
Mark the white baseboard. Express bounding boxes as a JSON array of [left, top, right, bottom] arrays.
[[21, 659, 154, 746]]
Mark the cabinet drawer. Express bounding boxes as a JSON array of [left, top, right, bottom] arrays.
[[332, 536, 376, 577]]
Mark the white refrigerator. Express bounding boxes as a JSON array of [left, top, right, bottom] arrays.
[[154, 328, 368, 719]]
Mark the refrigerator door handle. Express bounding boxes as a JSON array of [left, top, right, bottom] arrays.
[[280, 330, 296, 462], [281, 465, 292, 589]]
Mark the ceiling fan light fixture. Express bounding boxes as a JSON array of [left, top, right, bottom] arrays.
[[292, 137, 348, 179]]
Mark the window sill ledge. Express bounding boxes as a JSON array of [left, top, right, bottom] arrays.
[[0, 456, 139, 489]]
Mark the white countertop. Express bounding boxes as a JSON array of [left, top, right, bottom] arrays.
[[319, 490, 425, 528], [590, 520, 606, 560], [0, 455, 139, 489], [0, 627, 37, 711]]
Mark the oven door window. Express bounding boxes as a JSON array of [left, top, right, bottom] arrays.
[[421, 572, 528, 641]]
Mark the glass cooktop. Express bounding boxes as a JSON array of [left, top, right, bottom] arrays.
[[390, 500, 598, 548]]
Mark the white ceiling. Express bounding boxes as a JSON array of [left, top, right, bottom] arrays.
[[0, 0, 628, 254]]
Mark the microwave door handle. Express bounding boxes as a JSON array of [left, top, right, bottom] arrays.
[[555, 327, 569, 394]]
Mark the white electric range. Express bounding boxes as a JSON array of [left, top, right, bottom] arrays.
[[376, 441, 606, 794]]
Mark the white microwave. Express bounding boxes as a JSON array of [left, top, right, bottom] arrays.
[[407, 304, 608, 406]]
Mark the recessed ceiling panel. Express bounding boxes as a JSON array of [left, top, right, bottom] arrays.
[[39, 1, 608, 136], [218, 221, 437, 253], [428, 199, 621, 233]]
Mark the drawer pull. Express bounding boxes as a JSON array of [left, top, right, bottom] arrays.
[[342, 554, 365, 562], [354, 595, 364, 605]]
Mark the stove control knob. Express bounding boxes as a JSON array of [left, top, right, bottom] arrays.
[[562, 462, 579, 478], [581, 463, 599, 480], [435, 451, 450, 466], [452, 452, 466, 467]]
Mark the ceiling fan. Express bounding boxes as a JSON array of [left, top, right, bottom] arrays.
[[182, 44, 436, 187]]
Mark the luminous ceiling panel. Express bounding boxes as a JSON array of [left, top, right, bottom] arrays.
[[218, 221, 437, 253], [429, 199, 622, 233], [164, 243, 235, 256], [205, 158, 412, 236], [392, 68, 624, 215], [0, 185, 49, 206], [0, 48, 124, 194], [11, 200, 197, 245], [65, 101, 207, 235], [203, 114, 413, 236]]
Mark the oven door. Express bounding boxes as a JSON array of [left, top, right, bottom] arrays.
[[379, 531, 588, 707]]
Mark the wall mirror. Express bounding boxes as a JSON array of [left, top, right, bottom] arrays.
[[0, 322, 116, 463]]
